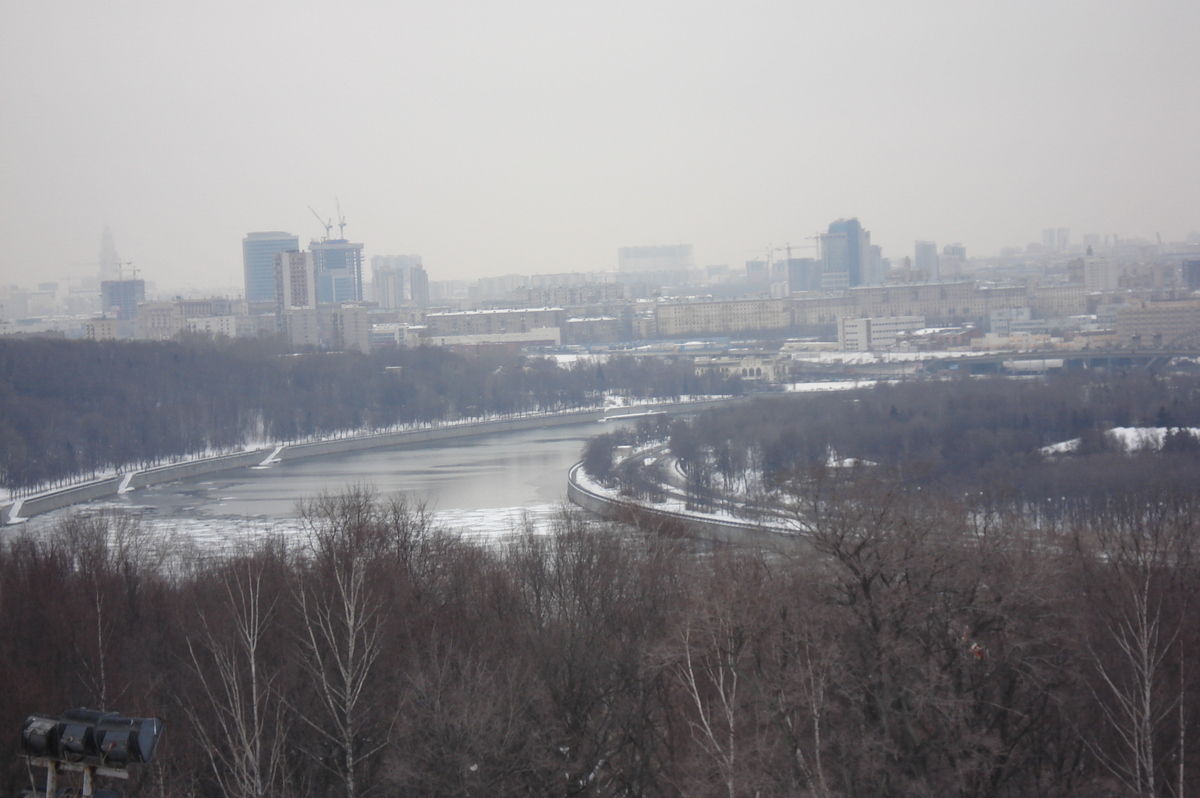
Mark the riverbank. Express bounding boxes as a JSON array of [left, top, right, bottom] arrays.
[[2, 408, 605, 525], [566, 461, 806, 548], [2, 392, 768, 527]]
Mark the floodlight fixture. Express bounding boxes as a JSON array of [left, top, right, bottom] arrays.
[[19, 709, 163, 798]]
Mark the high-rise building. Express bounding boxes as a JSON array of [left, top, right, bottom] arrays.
[[244, 232, 299, 303], [331, 305, 371, 352], [274, 251, 316, 311], [821, 218, 873, 287], [941, 243, 966, 281], [373, 264, 403, 309], [311, 239, 365, 304], [745, 260, 769, 286], [618, 245, 693, 274], [1042, 228, 1070, 252], [1084, 256, 1121, 291], [1183, 259, 1200, 291], [410, 265, 430, 307], [786, 258, 821, 293], [915, 241, 939, 282], [1057, 228, 1070, 252], [100, 279, 145, 320], [99, 226, 121, 281], [868, 245, 886, 286], [371, 254, 424, 308]]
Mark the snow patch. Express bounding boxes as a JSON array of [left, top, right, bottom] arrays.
[[1041, 427, 1200, 456]]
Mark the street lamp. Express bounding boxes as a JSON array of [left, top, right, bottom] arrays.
[[20, 709, 163, 798]]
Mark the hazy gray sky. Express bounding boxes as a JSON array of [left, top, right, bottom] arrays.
[[2, 0, 1197, 291]]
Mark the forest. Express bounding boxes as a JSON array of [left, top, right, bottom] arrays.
[[0, 477, 1195, 798], [4, 360, 1199, 796], [0, 337, 739, 495], [579, 370, 1200, 512]]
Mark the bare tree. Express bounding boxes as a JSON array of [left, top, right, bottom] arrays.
[[675, 619, 744, 798], [664, 553, 777, 798], [387, 643, 549, 797], [293, 488, 395, 798], [1075, 493, 1197, 798], [51, 511, 175, 710], [183, 547, 289, 798]]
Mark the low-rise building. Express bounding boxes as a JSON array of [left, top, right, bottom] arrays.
[[693, 353, 788, 382], [795, 282, 1028, 327], [1115, 299, 1200, 347], [86, 317, 122, 341], [1030, 283, 1087, 318], [278, 305, 371, 352], [136, 301, 187, 340], [332, 304, 371, 353], [425, 307, 565, 337], [564, 316, 620, 345], [655, 297, 789, 337], [425, 327, 561, 349], [838, 315, 926, 351], [989, 307, 1049, 336], [187, 316, 239, 338], [370, 323, 420, 348]]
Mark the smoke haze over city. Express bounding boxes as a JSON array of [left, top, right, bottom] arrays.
[[1, 0, 1197, 291]]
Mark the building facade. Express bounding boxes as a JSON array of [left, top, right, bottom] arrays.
[[914, 241, 940, 282], [371, 254, 423, 308], [275, 251, 317, 311], [618, 244, 693, 275], [100, 279, 145, 320], [1116, 300, 1200, 346], [311, 239, 365, 304], [822, 218, 873, 287], [425, 307, 565, 337], [243, 232, 299, 303], [838, 316, 926, 351], [655, 298, 789, 337], [1029, 284, 1088, 318], [410, 265, 430, 308]]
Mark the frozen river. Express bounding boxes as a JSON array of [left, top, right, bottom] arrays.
[[29, 419, 619, 547]]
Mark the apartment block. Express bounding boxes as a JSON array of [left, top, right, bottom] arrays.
[[654, 298, 789, 337]]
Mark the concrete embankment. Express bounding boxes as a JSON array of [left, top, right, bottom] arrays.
[[567, 462, 803, 549], [276, 409, 603, 461], [602, 395, 751, 420], [1, 397, 748, 527], [3, 409, 604, 526]]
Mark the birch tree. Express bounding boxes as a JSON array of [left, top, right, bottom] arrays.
[[1076, 493, 1197, 798], [294, 488, 394, 798], [184, 549, 289, 798]]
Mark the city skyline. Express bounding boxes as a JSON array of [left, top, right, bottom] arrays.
[[2, 0, 1197, 292]]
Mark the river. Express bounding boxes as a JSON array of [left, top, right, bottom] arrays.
[[25, 419, 619, 547]]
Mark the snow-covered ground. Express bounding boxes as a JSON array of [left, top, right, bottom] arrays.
[[1041, 426, 1200, 455], [572, 463, 792, 532], [2, 406, 605, 505], [784, 379, 887, 393], [790, 350, 994, 366], [13, 498, 574, 552]]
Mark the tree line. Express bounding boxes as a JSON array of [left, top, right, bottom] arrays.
[[0, 337, 739, 495], [0, 481, 1195, 798], [658, 371, 1200, 510]]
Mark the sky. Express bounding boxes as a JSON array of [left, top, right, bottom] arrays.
[[1, 0, 1198, 293]]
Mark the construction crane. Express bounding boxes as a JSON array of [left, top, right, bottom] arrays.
[[309, 206, 333, 241], [115, 260, 138, 281], [335, 197, 347, 239], [796, 233, 822, 261]]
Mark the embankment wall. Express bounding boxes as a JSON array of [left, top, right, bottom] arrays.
[[567, 463, 804, 549], [3, 409, 605, 525]]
